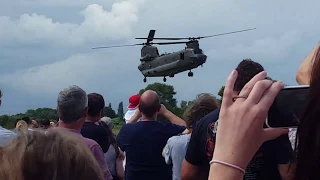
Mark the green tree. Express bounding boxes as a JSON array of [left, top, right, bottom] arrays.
[[0, 107, 58, 129], [174, 100, 195, 118], [139, 83, 177, 112], [117, 102, 124, 120], [103, 104, 116, 119], [217, 86, 225, 105]]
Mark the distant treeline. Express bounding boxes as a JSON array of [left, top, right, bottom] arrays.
[[0, 82, 229, 129]]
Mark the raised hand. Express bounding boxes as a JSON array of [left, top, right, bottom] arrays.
[[212, 70, 288, 171]]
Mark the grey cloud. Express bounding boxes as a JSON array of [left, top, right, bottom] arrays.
[[0, 0, 319, 114]]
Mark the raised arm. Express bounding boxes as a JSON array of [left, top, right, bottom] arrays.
[[160, 104, 186, 126], [127, 108, 141, 124]]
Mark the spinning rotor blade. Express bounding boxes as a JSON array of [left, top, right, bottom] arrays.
[[92, 43, 144, 49], [135, 28, 256, 40], [199, 28, 256, 39], [150, 41, 189, 45]]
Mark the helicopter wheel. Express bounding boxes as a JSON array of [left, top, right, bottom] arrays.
[[143, 77, 147, 83], [188, 71, 194, 77], [163, 77, 167, 82]]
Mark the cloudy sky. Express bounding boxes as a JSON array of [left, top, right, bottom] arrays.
[[0, 0, 319, 114]]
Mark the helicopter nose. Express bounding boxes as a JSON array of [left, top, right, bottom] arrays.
[[199, 54, 207, 63]]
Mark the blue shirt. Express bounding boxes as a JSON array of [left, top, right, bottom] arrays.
[[116, 121, 185, 180], [0, 126, 16, 147]]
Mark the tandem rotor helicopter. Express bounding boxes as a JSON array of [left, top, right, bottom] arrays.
[[92, 28, 256, 82]]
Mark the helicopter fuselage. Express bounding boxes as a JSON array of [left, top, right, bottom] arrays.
[[138, 48, 207, 77]]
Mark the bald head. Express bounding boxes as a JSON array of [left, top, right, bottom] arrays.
[[139, 90, 161, 119]]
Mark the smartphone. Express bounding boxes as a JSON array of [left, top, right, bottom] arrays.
[[265, 85, 309, 128]]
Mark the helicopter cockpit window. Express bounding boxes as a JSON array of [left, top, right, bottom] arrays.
[[194, 48, 203, 54]]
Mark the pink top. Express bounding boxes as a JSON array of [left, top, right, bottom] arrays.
[[70, 129, 113, 180]]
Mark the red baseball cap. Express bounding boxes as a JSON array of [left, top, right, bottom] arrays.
[[128, 94, 140, 109]]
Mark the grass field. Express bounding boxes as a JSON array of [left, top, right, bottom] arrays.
[[111, 117, 124, 135], [112, 124, 122, 135]]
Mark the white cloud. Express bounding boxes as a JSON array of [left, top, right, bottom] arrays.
[[0, 0, 146, 46]]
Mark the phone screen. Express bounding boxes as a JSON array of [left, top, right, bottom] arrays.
[[266, 86, 309, 128]]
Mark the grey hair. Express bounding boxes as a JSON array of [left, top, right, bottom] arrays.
[[57, 85, 88, 123]]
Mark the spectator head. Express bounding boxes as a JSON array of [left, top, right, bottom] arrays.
[[183, 93, 219, 130], [0, 128, 104, 180], [22, 117, 31, 125], [57, 85, 88, 124], [87, 93, 105, 120], [30, 120, 39, 128], [15, 120, 28, 134], [139, 90, 161, 119], [128, 95, 140, 109], [100, 117, 114, 130], [234, 59, 264, 92], [40, 119, 51, 129]]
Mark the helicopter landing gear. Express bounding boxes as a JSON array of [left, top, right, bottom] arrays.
[[188, 71, 194, 77], [163, 77, 167, 82], [143, 77, 147, 83]]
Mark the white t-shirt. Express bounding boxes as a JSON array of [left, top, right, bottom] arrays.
[[124, 108, 141, 124], [163, 134, 191, 180], [288, 128, 297, 149], [0, 126, 16, 147]]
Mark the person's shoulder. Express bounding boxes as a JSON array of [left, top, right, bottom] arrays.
[[168, 134, 190, 145], [0, 126, 15, 135], [0, 127, 16, 141], [82, 136, 99, 149], [121, 122, 135, 129]]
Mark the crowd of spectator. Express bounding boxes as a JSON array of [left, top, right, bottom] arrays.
[[2, 43, 320, 180]]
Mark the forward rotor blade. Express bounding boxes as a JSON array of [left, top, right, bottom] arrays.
[[135, 28, 256, 40], [92, 43, 143, 49], [147, 30, 156, 43]]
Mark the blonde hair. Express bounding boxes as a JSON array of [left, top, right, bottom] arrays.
[[15, 120, 28, 134], [0, 128, 104, 180]]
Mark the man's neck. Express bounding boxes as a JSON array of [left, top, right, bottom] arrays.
[[58, 120, 82, 132], [140, 115, 157, 122], [85, 116, 100, 123]]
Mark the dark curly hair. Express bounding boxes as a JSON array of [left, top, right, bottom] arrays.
[[234, 59, 264, 92], [183, 93, 218, 130]]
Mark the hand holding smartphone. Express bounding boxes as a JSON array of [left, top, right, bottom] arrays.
[[266, 85, 309, 128]]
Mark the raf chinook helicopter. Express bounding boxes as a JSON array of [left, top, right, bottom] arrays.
[[92, 28, 256, 82]]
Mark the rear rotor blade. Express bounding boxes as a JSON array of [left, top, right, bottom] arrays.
[[135, 28, 256, 40], [92, 43, 143, 49], [150, 41, 189, 45], [136, 37, 185, 40], [199, 28, 256, 39]]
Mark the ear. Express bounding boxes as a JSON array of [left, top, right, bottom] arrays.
[[100, 109, 103, 118], [84, 107, 88, 117]]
